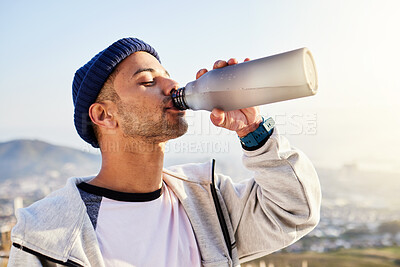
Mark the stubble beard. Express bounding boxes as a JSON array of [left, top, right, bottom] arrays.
[[118, 100, 188, 144]]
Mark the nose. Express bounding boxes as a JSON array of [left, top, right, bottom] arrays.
[[161, 77, 179, 96]]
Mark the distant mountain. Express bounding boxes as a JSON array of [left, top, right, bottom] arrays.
[[0, 139, 101, 182]]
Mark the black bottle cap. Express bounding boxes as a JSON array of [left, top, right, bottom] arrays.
[[171, 88, 189, 110]]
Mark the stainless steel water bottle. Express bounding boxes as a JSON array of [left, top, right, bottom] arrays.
[[171, 48, 318, 111]]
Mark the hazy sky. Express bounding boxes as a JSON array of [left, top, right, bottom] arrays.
[[1, 0, 399, 171]]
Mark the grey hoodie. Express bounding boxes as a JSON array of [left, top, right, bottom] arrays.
[[9, 130, 321, 267]]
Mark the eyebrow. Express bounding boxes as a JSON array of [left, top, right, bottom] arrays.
[[132, 68, 170, 78]]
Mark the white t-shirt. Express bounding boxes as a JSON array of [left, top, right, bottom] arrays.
[[77, 181, 201, 267]]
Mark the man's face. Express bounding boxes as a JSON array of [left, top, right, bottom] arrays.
[[112, 52, 188, 143]]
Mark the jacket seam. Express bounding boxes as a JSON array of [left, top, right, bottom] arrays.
[[283, 157, 312, 221], [162, 169, 210, 185], [13, 194, 86, 264], [257, 187, 288, 246], [231, 179, 256, 234], [210, 159, 233, 259], [280, 156, 313, 245], [232, 179, 288, 252], [12, 243, 84, 267], [64, 206, 86, 260], [12, 239, 78, 265], [210, 185, 232, 259], [19, 209, 26, 248]]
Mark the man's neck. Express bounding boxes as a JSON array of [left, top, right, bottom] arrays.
[[88, 140, 165, 193]]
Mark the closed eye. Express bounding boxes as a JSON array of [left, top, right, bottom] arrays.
[[140, 81, 155, 86]]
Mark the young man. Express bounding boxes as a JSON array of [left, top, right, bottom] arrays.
[[9, 38, 321, 267]]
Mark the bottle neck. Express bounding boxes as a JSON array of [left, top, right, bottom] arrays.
[[171, 87, 189, 110]]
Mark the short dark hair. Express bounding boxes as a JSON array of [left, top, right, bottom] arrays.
[[92, 69, 120, 142]]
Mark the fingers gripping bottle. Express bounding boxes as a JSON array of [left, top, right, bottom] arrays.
[[171, 48, 318, 111]]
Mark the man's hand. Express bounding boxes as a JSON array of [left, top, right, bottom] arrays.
[[196, 58, 263, 138]]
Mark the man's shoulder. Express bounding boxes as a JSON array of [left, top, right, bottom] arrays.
[[12, 177, 91, 239], [11, 177, 95, 261]]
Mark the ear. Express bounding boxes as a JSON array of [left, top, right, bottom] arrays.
[[89, 101, 118, 129]]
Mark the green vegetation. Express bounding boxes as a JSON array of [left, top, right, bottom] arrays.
[[246, 247, 400, 267]]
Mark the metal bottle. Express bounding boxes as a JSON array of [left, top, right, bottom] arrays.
[[171, 48, 318, 111]]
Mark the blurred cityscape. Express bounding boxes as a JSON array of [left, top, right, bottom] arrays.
[[1, 140, 400, 266]]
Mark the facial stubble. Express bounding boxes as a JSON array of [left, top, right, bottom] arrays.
[[118, 99, 188, 143]]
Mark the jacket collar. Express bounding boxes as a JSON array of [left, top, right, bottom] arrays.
[[11, 177, 93, 263]]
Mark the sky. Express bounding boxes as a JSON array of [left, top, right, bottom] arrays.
[[1, 0, 400, 172]]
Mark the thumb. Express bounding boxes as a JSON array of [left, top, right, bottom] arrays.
[[210, 109, 226, 127]]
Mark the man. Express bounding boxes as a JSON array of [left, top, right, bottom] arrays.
[[9, 38, 321, 267]]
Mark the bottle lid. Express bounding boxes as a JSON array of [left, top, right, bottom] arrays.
[[304, 49, 318, 94]]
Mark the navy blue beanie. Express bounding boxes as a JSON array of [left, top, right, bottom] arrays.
[[72, 37, 160, 148]]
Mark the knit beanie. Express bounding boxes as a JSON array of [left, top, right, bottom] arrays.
[[72, 37, 160, 148]]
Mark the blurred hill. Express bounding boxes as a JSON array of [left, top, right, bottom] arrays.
[[0, 139, 101, 182], [317, 165, 400, 209], [1, 138, 399, 207]]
